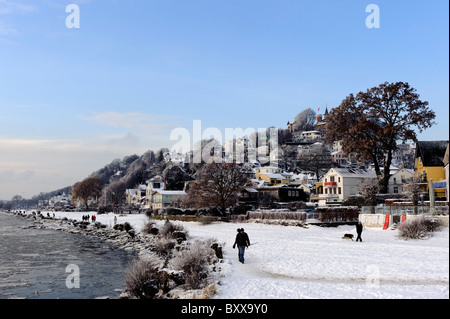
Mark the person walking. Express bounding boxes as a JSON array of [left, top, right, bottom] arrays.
[[356, 221, 363, 242], [233, 228, 250, 264]]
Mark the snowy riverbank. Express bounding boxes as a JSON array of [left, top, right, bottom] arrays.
[[12, 210, 450, 299]]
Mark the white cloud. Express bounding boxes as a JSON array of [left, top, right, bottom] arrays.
[[0, 131, 174, 199], [0, 111, 183, 199]]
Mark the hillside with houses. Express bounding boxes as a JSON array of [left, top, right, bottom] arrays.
[[10, 105, 447, 221]]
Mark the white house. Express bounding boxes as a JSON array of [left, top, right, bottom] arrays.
[[126, 184, 147, 206], [298, 130, 324, 142], [321, 168, 377, 205], [150, 190, 187, 210], [144, 176, 166, 208], [48, 193, 71, 208], [125, 189, 138, 206], [144, 175, 187, 210], [388, 168, 414, 194]]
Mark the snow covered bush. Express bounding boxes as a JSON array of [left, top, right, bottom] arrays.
[[155, 237, 176, 257], [141, 218, 159, 235], [160, 220, 187, 239], [200, 215, 215, 225], [398, 217, 443, 240], [171, 240, 216, 289], [125, 258, 161, 299]]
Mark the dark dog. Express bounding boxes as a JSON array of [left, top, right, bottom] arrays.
[[342, 234, 354, 241]]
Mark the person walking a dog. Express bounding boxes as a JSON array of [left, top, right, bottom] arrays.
[[356, 221, 363, 242], [233, 228, 250, 264]]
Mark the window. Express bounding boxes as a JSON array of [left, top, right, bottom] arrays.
[[394, 186, 398, 194], [338, 187, 341, 195]]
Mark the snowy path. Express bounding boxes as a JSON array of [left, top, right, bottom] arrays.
[[180, 221, 449, 299], [38, 212, 449, 299]]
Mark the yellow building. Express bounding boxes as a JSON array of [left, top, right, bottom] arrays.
[[414, 141, 448, 198], [259, 173, 290, 185]]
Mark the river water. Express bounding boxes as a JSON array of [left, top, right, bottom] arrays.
[[0, 212, 135, 299]]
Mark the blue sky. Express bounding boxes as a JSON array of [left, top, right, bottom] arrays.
[[0, 0, 449, 200]]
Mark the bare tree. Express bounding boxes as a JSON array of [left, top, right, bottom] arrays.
[[296, 144, 331, 180], [293, 108, 317, 132], [326, 82, 436, 193], [71, 177, 103, 210], [183, 162, 250, 215], [358, 178, 380, 210], [103, 180, 127, 207], [405, 177, 423, 214], [11, 195, 25, 209]]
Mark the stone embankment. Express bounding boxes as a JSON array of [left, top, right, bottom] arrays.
[[12, 211, 158, 260], [10, 211, 225, 299]]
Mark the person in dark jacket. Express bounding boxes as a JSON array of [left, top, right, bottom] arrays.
[[356, 221, 363, 242], [233, 228, 250, 264]]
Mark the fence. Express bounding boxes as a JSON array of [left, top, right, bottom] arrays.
[[361, 205, 449, 216], [246, 210, 307, 222]]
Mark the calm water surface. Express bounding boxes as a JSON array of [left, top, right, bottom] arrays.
[[0, 212, 135, 299]]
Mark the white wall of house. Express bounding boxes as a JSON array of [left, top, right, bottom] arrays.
[[151, 190, 186, 210], [322, 168, 377, 203], [388, 168, 414, 194]]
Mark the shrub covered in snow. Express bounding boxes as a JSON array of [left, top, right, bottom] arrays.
[[171, 240, 216, 289], [124, 258, 161, 299], [160, 220, 188, 239], [155, 237, 176, 257], [141, 218, 159, 235], [398, 217, 444, 240], [199, 215, 215, 225]]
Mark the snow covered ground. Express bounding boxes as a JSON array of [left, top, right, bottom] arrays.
[[40, 211, 449, 299]]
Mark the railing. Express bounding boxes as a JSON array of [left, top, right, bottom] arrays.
[[360, 206, 449, 216]]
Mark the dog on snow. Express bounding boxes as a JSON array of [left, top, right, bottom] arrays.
[[342, 234, 354, 241]]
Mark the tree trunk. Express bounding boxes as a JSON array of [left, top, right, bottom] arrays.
[[380, 144, 394, 194]]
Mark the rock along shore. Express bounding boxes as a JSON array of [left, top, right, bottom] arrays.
[[8, 210, 225, 299], [10, 211, 163, 299], [12, 211, 157, 259]]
